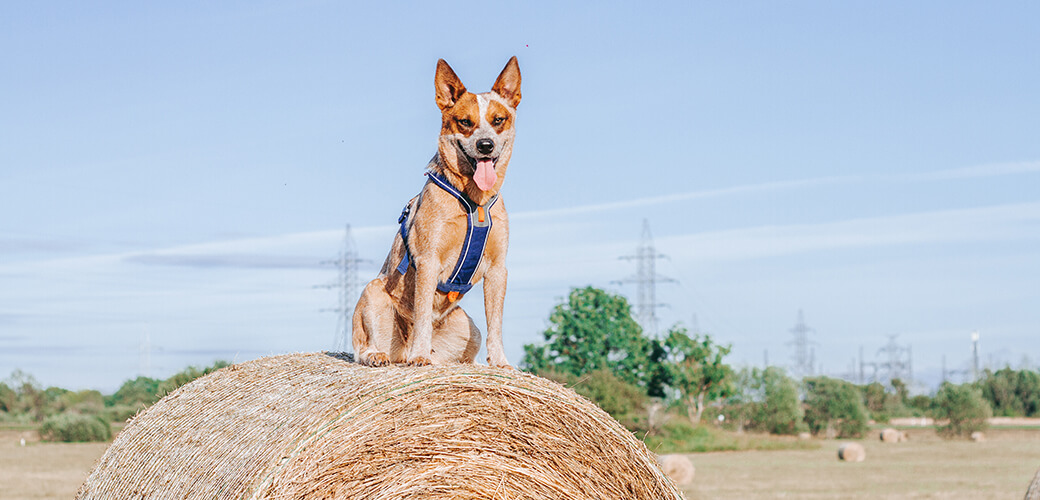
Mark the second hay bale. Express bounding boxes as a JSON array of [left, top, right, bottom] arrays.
[[658, 454, 695, 486], [838, 442, 866, 462], [879, 428, 907, 443]]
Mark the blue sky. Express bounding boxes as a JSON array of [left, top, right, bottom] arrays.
[[2, 2, 1038, 393]]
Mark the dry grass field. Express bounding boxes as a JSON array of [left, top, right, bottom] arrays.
[[683, 428, 1040, 500], [0, 430, 108, 500], [2, 428, 1039, 499]]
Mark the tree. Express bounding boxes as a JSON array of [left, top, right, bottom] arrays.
[[803, 376, 868, 438], [521, 287, 652, 387], [728, 367, 804, 435], [4, 370, 49, 422], [106, 376, 163, 409], [861, 382, 887, 416], [0, 382, 15, 414], [726, 368, 757, 432], [934, 382, 991, 439], [978, 367, 1040, 417], [749, 367, 804, 435], [661, 325, 733, 425]]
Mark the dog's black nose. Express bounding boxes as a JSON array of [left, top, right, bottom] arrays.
[[476, 139, 495, 155]]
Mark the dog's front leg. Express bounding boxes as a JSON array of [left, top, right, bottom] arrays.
[[407, 255, 439, 366], [483, 263, 510, 368]]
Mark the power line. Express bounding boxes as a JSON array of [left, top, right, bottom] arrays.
[[613, 219, 676, 337], [787, 309, 816, 378], [876, 334, 912, 385], [317, 224, 367, 352]]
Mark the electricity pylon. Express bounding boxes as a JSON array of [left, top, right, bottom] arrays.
[[318, 224, 367, 352], [614, 219, 676, 337]]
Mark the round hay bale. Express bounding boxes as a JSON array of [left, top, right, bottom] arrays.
[[1024, 466, 1040, 500], [797, 431, 812, 440], [657, 454, 695, 486], [837, 442, 866, 462], [879, 428, 901, 443], [77, 352, 684, 499], [899, 431, 909, 442], [971, 431, 986, 442]]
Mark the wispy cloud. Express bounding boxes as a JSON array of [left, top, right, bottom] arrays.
[[512, 160, 1039, 220], [125, 253, 327, 270], [894, 161, 1040, 182], [513, 176, 861, 219], [0, 235, 85, 255], [659, 201, 1040, 262]]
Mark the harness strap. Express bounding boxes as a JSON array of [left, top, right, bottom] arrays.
[[396, 172, 498, 301]]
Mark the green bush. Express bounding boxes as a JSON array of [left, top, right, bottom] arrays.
[[749, 367, 805, 435], [934, 382, 991, 439], [39, 413, 112, 442], [643, 418, 737, 453], [803, 376, 868, 438], [536, 368, 647, 420], [978, 368, 1040, 417]]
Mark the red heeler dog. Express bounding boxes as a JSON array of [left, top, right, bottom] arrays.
[[352, 57, 521, 368]]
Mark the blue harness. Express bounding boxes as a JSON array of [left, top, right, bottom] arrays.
[[396, 172, 499, 300]]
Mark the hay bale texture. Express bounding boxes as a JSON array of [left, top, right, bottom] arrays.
[[1025, 466, 1040, 500], [77, 352, 685, 499], [837, 442, 866, 462]]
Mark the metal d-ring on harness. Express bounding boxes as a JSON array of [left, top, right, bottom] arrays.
[[395, 171, 499, 302]]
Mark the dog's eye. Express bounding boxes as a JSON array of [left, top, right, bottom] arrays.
[[456, 118, 474, 128], [492, 116, 506, 126]]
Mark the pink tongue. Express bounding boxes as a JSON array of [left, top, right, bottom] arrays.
[[474, 159, 497, 191]]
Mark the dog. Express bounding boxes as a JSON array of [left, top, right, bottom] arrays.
[[352, 57, 521, 368]]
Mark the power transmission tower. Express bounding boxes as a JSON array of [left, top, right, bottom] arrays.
[[139, 329, 152, 378], [787, 309, 816, 378], [613, 219, 676, 337], [318, 225, 367, 352], [971, 330, 980, 382], [877, 334, 912, 385]]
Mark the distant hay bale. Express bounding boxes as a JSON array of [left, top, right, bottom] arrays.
[[77, 352, 684, 499], [971, 431, 986, 442], [837, 442, 866, 462], [797, 432, 812, 440], [879, 428, 901, 443], [658, 454, 695, 486], [1025, 466, 1040, 500]]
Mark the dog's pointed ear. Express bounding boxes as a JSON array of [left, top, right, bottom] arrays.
[[435, 59, 467, 111], [492, 56, 521, 108]]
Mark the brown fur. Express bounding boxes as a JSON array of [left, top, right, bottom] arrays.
[[352, 57, 521, 367]]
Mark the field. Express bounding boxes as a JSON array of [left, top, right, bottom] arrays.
[[685, 428, 1040, 499], [2, 428, 1039, 499], [0, 429, 108, 499]]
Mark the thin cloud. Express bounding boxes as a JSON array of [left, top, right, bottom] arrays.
[[658, 201, 1040, 262], [894, 161, 1040, 182], [125, 253, 326, 270], [513, 176, 861, 219], [512, 160, 1039, 220]]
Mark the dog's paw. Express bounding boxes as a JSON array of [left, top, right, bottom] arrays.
[[487, 357, 513, 369], [407, 356, 433, 367], [363, 352, 391, 367]]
